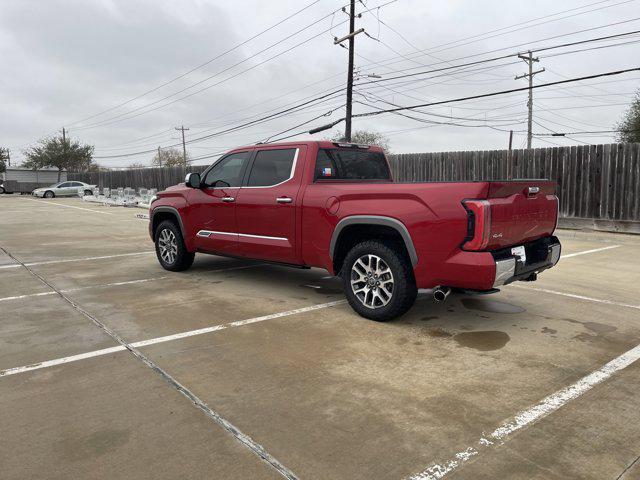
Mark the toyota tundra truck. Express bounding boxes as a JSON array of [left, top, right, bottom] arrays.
[[149, 141, 561, 321]]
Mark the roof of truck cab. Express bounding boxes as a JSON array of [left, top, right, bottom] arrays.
[[228, 140, 385, 153]]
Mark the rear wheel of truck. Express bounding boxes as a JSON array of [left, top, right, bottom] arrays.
[[154, 220, 195, 272], [342, 240, 417, 321], [44, 191, 54, 198]]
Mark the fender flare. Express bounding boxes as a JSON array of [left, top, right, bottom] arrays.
[[329, 215, 419, 266], [151, 206, 186, 238]]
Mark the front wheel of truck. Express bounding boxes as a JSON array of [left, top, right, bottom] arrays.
[[342, 240, 417, 321], [154, 220, 195, 272]]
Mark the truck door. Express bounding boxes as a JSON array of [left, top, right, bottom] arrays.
[[189, 151, 250, 255], [234, 146, 304, 264]]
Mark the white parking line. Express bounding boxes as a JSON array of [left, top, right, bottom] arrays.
[[562, 244, 620, 258], [25, 198, 115, 215], [0, 299, 346, 377], [0, 276, 168, 303], [408, 343, 640, 480], [0, 346, 128, 377], [0, 251, 155, 269], [512, 285, 640, 311]]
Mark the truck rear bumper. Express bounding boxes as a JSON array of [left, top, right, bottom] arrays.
[[492, 236, 561, 287], [414, 235, 561, 291]]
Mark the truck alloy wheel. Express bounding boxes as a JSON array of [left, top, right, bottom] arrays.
[[350, 254, 394, 309], [154, 220, 195, 272], [158, 228, 178, 265], [342, 240, 417, 321]]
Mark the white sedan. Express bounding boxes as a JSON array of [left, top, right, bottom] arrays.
[[32, 181, 97, 198]]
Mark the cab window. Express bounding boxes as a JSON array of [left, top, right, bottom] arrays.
[[247, 148, 296, 187], [314, 148, 391, 181], [202, 152, 249, 188]]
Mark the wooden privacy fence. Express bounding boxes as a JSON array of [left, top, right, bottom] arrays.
[[388, 143, 640, 224], [70, 143, 639, 226], [69, 165, 208, 192]]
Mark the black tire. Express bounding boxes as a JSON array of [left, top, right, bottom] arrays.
[[0, 186, 5, 194], [341, 240, 417, 321], [154, 220, 195, 272], [44, 190, 55, 199], [83, 189, 93, 196]]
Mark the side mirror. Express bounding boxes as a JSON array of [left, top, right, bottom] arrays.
[[185, 172, 201, 189]]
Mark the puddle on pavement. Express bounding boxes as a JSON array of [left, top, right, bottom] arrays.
[[461, 298, 525, 314], [541, 327, 557, 335], [453, 331, 510, 351]]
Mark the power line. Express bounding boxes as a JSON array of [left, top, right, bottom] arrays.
[[66, 0, 325, 127], [74, 14, 350, 130], [354, 0, 640, 74], [352, 67, 640, 119]]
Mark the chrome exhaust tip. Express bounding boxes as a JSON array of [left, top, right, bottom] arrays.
[[433, 287, 451, 302]]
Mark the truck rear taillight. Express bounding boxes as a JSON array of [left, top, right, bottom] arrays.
[[462, 199, 491, 251]]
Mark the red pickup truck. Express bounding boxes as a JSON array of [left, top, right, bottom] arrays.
[[149, 141, 561, 321]]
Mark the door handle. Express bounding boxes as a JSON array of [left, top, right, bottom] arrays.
[[222, 196, 235, 203], [276, 197, 293, 204]]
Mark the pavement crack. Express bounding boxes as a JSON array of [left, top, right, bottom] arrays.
[[0, 245, 300, 480], [616, 454, 640, 480]]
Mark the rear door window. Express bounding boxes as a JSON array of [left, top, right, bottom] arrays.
[[315, 149, 391, 180], [247, 148, 297, 187]]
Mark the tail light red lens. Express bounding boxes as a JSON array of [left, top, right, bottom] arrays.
[[462, 199, 491, 251]]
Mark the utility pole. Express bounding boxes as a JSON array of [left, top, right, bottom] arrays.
[[334, 0, 363, 142], [175, 125, 189, 164], [157, 146, 162, 167], [515, 51, 544, 149], [507, 130, 514, 180]]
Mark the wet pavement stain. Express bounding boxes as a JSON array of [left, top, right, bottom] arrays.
[[461, 298, 525, 314], [563, 318, 617, 336], [58, 428, 131, 461], [541, 327, 557, 335], [583, 321, 617, 334], [300, 284, 343, 295], [420, 315, 439, 322], [453, 331, 510, 351], [426, 327, 453, 338]]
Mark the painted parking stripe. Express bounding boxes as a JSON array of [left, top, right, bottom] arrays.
[[562, 244, 620, 258], [0, 251, 155, 269], [0, 346, 128, 377], [0, 299, 346, 377], [25, 198, 115, 215], [0, 263, 264, 302], [0, 276, 168, 303], [513, 285, 640, 311], [408, 343, 640, 480]]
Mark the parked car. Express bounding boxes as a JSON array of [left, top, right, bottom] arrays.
[[32, 181, 97, 198], [148, 141, 561, 321]]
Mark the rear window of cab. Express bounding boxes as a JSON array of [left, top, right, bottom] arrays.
[[314, 148, 391, 181]]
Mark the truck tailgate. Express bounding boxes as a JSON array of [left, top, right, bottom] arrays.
[[484, 180, 558, 250]]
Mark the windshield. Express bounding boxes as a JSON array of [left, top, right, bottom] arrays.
[[315, 148, 391, 181]]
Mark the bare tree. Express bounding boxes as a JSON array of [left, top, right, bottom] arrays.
[[152, 148, 189, 167], [331, 129, 391, 153]]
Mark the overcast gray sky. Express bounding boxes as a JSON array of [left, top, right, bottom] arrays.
[[1, 0, 639, 168]]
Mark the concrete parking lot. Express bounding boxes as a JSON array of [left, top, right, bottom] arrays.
[[1, 195, 639, 480]]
